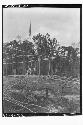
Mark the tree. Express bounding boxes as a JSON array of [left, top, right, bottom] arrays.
[[33, 33, 59, 75], [46, 35, 59, 75], [56, 45, 80, 77], [20, 40, 35, 74], [33, 33, 50, 75], [3, 39, 35, 75]]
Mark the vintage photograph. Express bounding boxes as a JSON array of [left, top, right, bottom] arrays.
[[2, 4, 82, 116]]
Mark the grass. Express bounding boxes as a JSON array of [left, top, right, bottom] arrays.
[[3, 75, 80, 114]]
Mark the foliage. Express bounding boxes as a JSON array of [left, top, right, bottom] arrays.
[[3, 33, 80, 77]]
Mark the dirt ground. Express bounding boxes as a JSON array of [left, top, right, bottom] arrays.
[[3, 75, 80, 114]]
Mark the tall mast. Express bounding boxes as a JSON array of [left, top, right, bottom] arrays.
[[29, 20, 31, 39]]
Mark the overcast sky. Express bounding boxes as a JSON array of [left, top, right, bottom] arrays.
[[3, 7, 80, 46]]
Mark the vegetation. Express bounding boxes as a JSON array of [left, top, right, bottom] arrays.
[[3, 33, 80, 77], [3, 33, 80, 114], [3, 75, 80, 114]]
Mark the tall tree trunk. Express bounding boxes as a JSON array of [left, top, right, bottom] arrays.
[[11, 56, 13, 75], [48, 57, 51, 75], [31, 61, 33, 75], [6, 58, 8, 76], [23, 62, 25, 75], [11, 63, 13, 75], [46, 88, 48, 98], [51, 60, 53, 75], [38, 56, 41, 75], [23, 53, 25, 75]]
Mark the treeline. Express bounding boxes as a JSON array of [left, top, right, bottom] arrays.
[[3, 33, 80, 77]]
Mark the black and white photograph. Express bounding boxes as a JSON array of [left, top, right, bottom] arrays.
[[2, 4, 82, 117]]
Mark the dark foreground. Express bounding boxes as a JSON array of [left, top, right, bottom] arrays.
[[3, 75, 80, 115]]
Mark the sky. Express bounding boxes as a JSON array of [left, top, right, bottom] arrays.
[[3, 7, 80, 46]]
